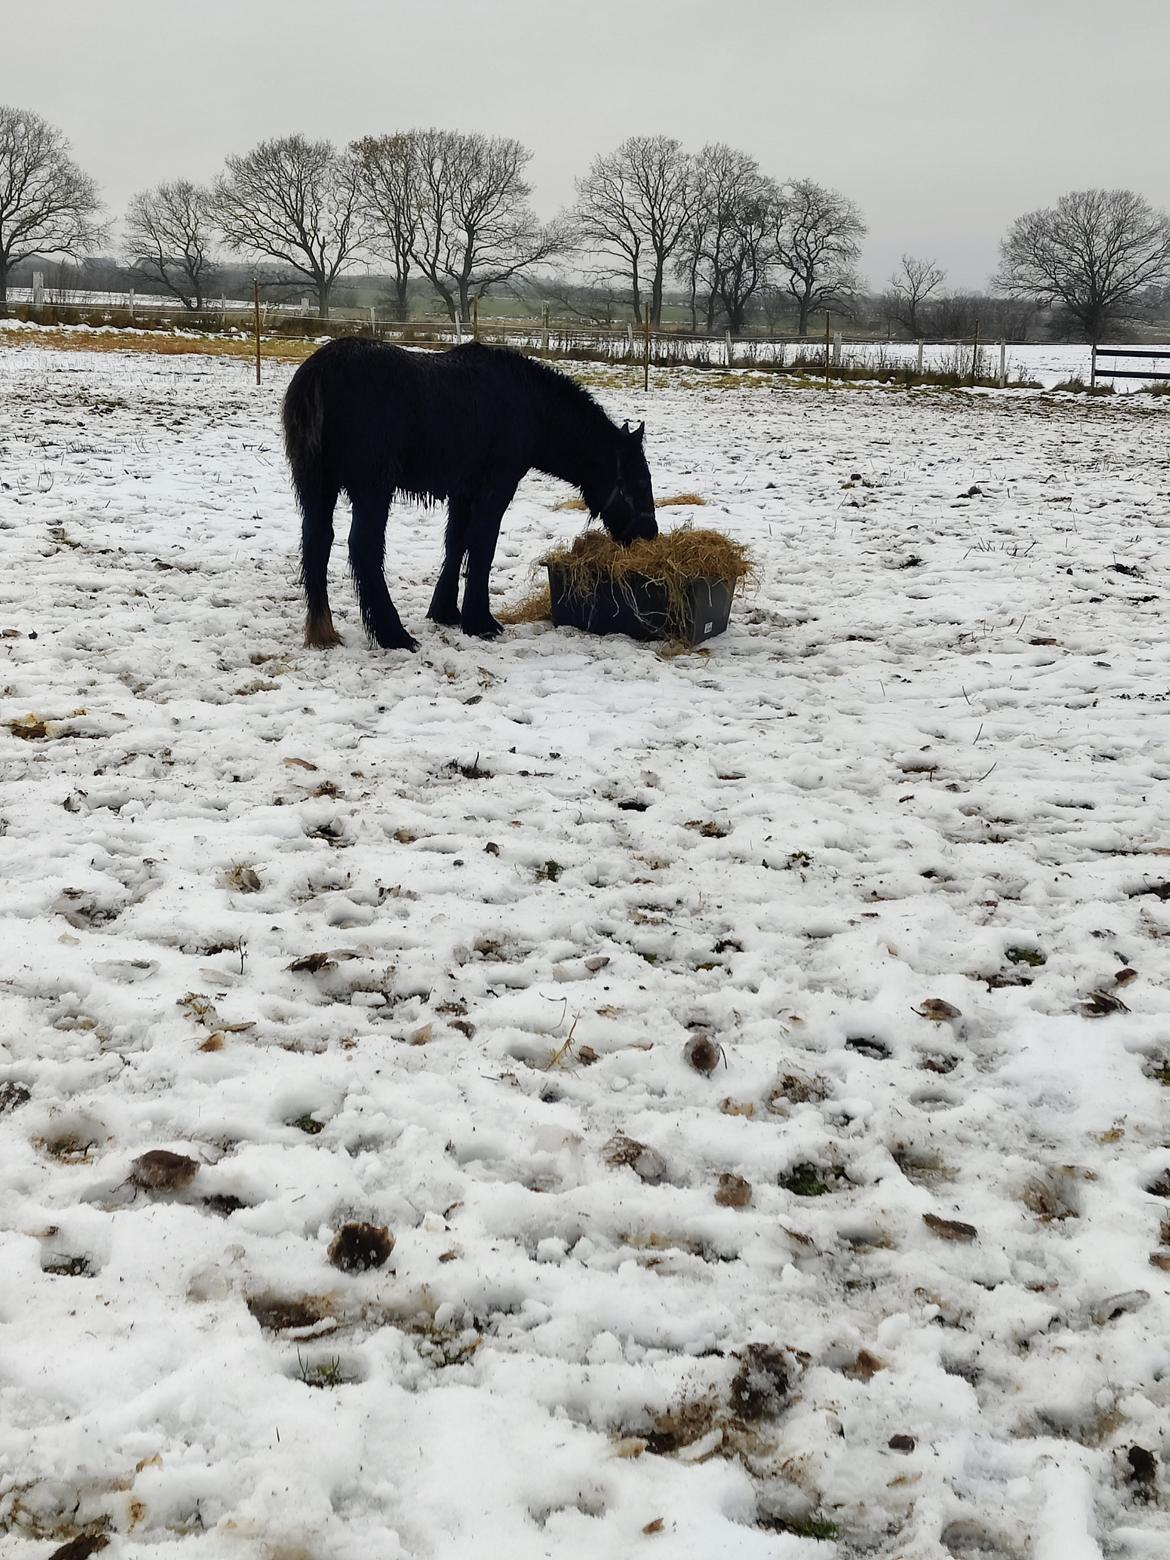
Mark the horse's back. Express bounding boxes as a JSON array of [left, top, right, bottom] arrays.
[[290, 337, 537, 502]]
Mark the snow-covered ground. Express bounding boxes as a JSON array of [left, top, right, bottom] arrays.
[[1, 342, 1169, 1560]]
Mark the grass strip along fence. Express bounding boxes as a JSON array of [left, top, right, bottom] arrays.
[[2, 298, 1040, 391]]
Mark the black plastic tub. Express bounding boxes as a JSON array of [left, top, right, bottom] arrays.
[[547, 566, 733, 646]]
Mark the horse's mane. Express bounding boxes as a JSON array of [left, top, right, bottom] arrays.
[[453, 342, 613, 432]]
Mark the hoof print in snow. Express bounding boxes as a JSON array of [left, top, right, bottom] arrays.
[[41, 1251, 98, 1278], [292, 1350, 364, 1389], [779, 1162, 842, 1198], [131, 1149, 200, 1194], [914, 998, 962, 1023], [1126, 1444, 1157, 1496], [201, 1193, 248, 1217], [0, 1081, 31, 1114], [845, 1036, 892, 1060], [767, 1074, 829, 1111], [328, 1221, 395, 1272], [603, 1134, 668, 1184], [642, 1398, 719, 1456], [684, 1034, 721, 1074], [247, 1293, 335, 1332], [715, 1172, 753, 1208], [922, 1212, 977, 1243], [1089, 1290, 1149, 1325], [46, 1539, 110, 1560], [730, 1344, 791, 1422]]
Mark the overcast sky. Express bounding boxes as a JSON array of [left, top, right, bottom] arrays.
[[16, 0, 1169, 290]]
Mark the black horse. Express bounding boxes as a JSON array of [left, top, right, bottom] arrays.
[[281, 337, 658, 649]]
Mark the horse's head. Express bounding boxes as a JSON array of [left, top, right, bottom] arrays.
[[598, 421, 657, 546]]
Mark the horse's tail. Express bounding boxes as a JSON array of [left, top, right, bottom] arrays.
[[282, 354, 326, 519]]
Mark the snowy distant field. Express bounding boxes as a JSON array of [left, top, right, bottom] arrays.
[[1, 343, 1169, 1559]]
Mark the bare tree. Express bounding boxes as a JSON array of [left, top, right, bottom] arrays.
[[124, 180, 217, 309], [351, 133, 417, 321], [676, 145, 777, 333], [0, 105, 104, 314], [773, 178, 866, 336], [573, 136, 695, 326], [885, 253, 945, 337], [408, 129, 561, 324], [996, 188, 1170, 344], [213, 135, 365, 318]]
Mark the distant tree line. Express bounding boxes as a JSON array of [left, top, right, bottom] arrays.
[[3, 104, 1170, 343]]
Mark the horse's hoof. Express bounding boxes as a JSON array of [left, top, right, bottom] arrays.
[[426, 605, 461, 628], [377, 634, 419, 653], [461, 617, 503, 640], [305, 619, 343, 649]]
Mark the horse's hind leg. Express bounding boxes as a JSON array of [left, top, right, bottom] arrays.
[[460, 483, 516, 639], [302, 481, 343, 648], [348, 494, 419, 652], [427, 496, 471, 626]]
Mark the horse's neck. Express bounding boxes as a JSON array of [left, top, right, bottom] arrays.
[[536, 392, 616, 506]]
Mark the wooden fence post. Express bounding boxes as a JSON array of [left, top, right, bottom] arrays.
[[253, 279, 261, 386], [541, 303, 550, 352], [970, 320, 980, 386], [472, 297, 479, 342], [997, 340, 1006, 388], [128, 288, 135, 322], [369, 305, 376, 337], [726, 328, 733, 368], [916, 339, 924, 376], [833, 330, 842, 367], [643, 310, 651, 393], [1090, 346, 1097, 391], [824, 313, 831, 386]]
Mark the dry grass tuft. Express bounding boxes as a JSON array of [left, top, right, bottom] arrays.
[[497, 587, 553, 625], [0, 326, 317, 363], [556, 492, 707, 513]]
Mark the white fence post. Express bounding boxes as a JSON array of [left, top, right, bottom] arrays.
[[916, 340, 924, 375], [32, 272, 44, 313], [833, 330, 842, 366], [370, 305, 376, 335], [541, 304, 550, 352], [725, 328, 733, 367], [997, 340, 1006, 388], [128, 288, 135, 321], [455, 312, 463, 342]]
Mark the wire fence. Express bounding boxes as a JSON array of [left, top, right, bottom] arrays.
[[5, 293, 1027, 384]]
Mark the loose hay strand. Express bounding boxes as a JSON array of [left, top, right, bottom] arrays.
[[497, 586, 553, 625]]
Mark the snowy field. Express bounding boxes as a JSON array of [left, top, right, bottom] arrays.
[[1, 342, 1169, 1560]]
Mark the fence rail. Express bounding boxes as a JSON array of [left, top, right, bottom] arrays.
[[1091, 345, 1170, 387]]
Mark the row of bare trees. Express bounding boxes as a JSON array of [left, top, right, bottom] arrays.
[[4, 104, 1170, 342], [574, 138, 865, 334]]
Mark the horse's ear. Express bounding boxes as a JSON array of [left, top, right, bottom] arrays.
[[621, 420, 630, 435]]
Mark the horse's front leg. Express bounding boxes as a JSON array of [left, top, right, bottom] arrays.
[[427, 495, 470, 626], [460, 484, 516, 639], [348, 494, 419, 653]]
